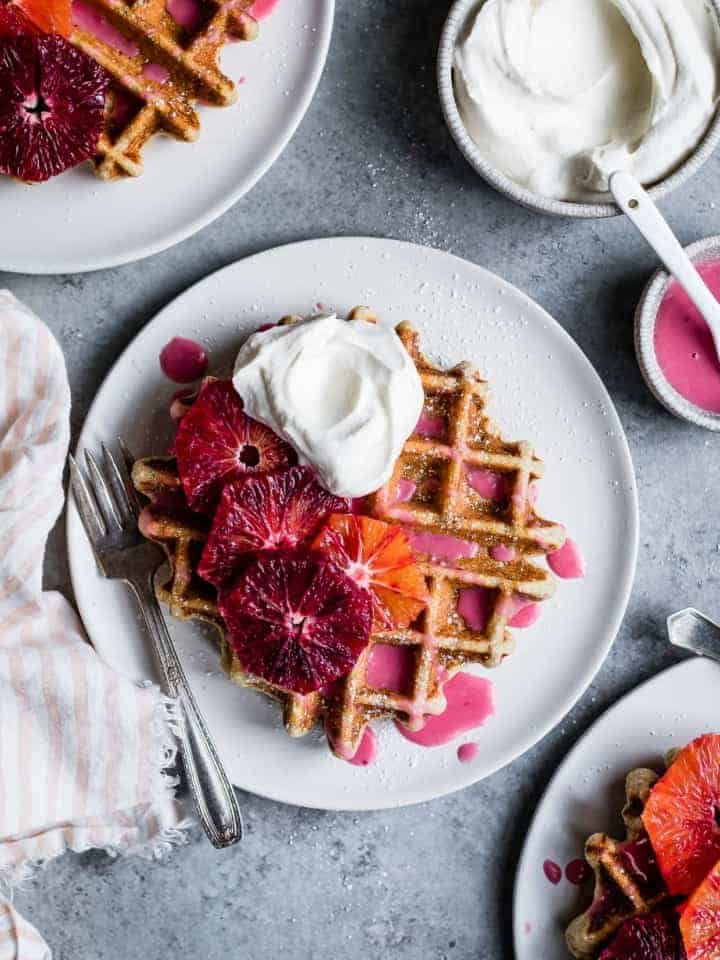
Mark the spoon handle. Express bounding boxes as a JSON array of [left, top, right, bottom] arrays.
[[610, 170, 720, 358]]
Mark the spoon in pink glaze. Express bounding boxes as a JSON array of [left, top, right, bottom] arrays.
[[610, 170, 720, 363]]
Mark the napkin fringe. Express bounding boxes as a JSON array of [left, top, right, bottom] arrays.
[[0, 691, 192, 900]]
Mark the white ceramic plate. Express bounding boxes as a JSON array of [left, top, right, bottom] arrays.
[[513, 657, 720, 960], [67, 236, 638, 810], [0, 1, 333, 275]]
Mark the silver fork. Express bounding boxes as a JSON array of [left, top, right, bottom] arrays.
[[68, 441, 242, 849]]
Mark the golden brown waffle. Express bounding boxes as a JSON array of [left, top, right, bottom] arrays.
[[565, 767, 669, 959], [69, 0, 257, 179], [132, 309, 566, 758]]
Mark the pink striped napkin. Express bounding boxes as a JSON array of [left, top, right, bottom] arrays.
[[0, 292, 188, 959]]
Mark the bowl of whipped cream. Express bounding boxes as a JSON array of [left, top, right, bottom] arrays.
[[438, 0, 720, 218]]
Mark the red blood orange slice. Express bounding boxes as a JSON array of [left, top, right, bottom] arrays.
[[198, 466, 347, 586], [174, 380, 296, 513], [219, 548, 373, 694]]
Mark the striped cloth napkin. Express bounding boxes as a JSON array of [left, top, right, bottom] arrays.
[[0, 292, 188, 959]]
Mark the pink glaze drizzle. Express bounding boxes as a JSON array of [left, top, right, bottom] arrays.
[[166, 0, 204, 30], [458, 587, 492, 632], [543, 860, 562, 885], [566, 859, 591, 885], [395, 479, 417, 503], [457, 741, 480, 763], [489, 544, 516, 562], [408, 531, 479, 562], [348, 726, 378, 766], [547, 538, 585, 579], [654, 260, 720, 412], [467, 467, 507, 502], [159, 337, 208, 383], [72, 0, 140, 55], [366, 644, 414, 694], [459, 588, 541, 631], [142, 62, 170, 84], [508, 600, 541, 629], [396, 673, 494, 747], [415, 411, 447, 439], [250, 0, 280, 18]]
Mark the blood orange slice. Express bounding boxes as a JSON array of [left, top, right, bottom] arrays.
[[174, 379, 296, 513], [14, 0, 71, 35], [680, 857, 720, 960], [313, 513, 428, 630], [219, 548, 373, 694], [643, 734, 720, 896], [198, 466, 347, 587], [600, 909, 685, 960]]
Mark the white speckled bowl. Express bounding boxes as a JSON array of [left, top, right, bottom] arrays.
[[635, 235, 720, 430], [437, 0, 720, 219]]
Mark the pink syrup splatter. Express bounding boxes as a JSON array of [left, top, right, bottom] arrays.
[[142, 62, 170, 84], [250, 0, 280, 18], [566, 859, 591, 885], [366, 644, 414, 694], [489, 544, 516, 562], [166, 0, 204, 30], [466, 467, 507, 502], [654, 260, 720, 412], [395, 479, 417, 503], [457, 742, 480, 763], [159, 337, 208, 383], [415, 411, 447, 439], [543, 860, 562, 885], [508, 599, 541, 628], [72, 0, 140, 55], [548, 538, 585, 579], [348, 726, 378, 766], [458, 588, 541, 631], [396, 673, 494, 747], [407, 530, 479, 562]]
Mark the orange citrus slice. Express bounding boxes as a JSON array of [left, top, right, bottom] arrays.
[[680, 856, 720, 959], [313, 513, 428, 630], [642, 734, 720, 896]]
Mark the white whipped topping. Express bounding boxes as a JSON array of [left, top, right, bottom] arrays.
[[232, 315, 424, 498], [453, 0, 720, 201]]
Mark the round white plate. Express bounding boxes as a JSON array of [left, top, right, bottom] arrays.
[[513, 657, 720, 960], [0, 1, 333, 275], [67, 236, 638, 810]]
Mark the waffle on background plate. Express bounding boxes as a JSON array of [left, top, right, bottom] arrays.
[[565, 766, 670, 959], [70, 0, 257, 179], [132, 308, 566, 759]]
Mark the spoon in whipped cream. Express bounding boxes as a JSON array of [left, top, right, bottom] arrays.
[[610, 170, 720, 363]]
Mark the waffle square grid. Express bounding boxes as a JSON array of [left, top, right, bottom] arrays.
[[69, 0, 257, 179]]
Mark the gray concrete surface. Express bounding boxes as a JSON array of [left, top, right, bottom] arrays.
[[3, 1, 720, 957]]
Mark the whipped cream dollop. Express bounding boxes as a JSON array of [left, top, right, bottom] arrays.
[[232, 315, 424, 498], [453, 0, 720, 201]]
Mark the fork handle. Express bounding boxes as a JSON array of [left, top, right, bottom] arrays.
[[128, 576, 243, 849]]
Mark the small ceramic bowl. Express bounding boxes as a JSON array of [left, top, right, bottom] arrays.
[[437, 0, 720, 219], [635, 235, 720, 431]]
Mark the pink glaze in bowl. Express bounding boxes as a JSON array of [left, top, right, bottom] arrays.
[[635, 235, 720, 431]]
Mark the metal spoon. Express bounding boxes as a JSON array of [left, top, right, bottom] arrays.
[[667, 607, 720, 660], [610, 170, 720, 363]]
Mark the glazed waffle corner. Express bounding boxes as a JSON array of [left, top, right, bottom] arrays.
[[565, 767, 669, 959], [70, 0, 258, 179], [132, 308, 566, 759]]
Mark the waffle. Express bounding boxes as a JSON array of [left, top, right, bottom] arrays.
[[565, 767, 669, 959], [132, 309, 566, 758], [69, 0, 258, 179]]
